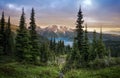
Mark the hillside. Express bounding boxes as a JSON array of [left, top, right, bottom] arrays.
[[2, 24, 120, 42], [2, 23, 120, 55], [36, 25, 120, 41]]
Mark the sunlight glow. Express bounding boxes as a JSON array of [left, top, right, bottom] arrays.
[[7, 4, 15, 9], [83, 0, 92, 6]]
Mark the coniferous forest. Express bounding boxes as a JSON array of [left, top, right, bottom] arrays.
[[0, 3, 120, 78]]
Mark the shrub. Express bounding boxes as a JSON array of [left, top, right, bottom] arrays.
[[89, 57, 120, 69], [89, 59, 107, 69], [109, 57, 120, 66]]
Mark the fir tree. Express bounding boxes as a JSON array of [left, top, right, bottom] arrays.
[[65, 45, 71, 54], [0, 11, 5, 54], [89, 30, 97, 60], [57, 40, 65, 55], [29, 8, 40, 63], [0, 12, 5, 35], [49, 37, 56, 52], [75, 7, 84, 51], [16, 8, 31, 62], [40, 43, 50, 64], [53, 37, 56, 52], [64, 39, 80, 70], [64, 7, 85, 70], [49, 38, 53, 50], [49, 38, 56, 62], [72, 39, 81, 68], [96, 27, 106, 58], [82, 24, 89, 63], [5, 16, 14, 55]]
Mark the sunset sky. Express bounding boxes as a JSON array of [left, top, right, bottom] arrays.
[[0, 0, 120, 29]]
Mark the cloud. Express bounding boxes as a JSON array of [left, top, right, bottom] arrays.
[[6, 3, 21, 11], [0, 0, 120, 27], [6, 3, 31, 11]]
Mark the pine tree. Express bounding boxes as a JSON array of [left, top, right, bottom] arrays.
[[56, 40, 65, 55], [96, 27, 106, 59], [107, 47, 111, 59], [61, 40, 65, 54], [75, 7, 84, 51], [89, 30, 97, 60], [64, 39, 80, 70], [5, 16, 14, 55], [69, 48, 80, 69], [49, 37, 56, 52], [64, 7, 85, 70], [16, 8, 31, 62], [82, 24, 89, 63], [65, 45, 71, 54], [72, 39, 81, 68], [0, 11, 5, 54], [0, 12, 5, 35], [29, 8, 40, 63], [53, 37, 56, 52], [49, 38, 53, 50], [40, 42, 50, 64], [49, 38, 56, 62]]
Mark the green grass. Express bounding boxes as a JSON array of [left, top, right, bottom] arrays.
[[0, 56, 120, 78], [65, 66, 120, 78], [0, 62, 120, 78], [0, 62, 59, 78]]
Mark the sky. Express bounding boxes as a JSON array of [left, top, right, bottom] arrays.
[[0, 0, 120, 28]]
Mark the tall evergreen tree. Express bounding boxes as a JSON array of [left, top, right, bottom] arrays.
[[96, 27, 106, 58], [107, 47, 111, 58], [40, 43, 50, 64], [53, 37, 56, 52], [57, 40, 65, 55], [49, 38, 53, 50], [65, 45, 71, 54], [0, 11, 5, 54], [49, 37, 56, 56], [0, 12, 5, 35], [64, 7, 85, 70], [49, 38, 56, 62], [64, 39, 80, 71], [16, 8, 31, 62], [5, 16, 14, 55], [29, 8, 40, 63], [89, 30, 97, 60], [75, 7, 84, 51], [82, 24, 89, 62]]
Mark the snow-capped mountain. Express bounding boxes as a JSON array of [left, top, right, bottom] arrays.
[[36, 25, 120, 42], [43, 25, 73, 33], [36, 25, 75, 40]]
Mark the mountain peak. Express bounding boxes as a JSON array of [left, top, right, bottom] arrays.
[[37, 25, 74, 38], [42, 25, 73, 33]]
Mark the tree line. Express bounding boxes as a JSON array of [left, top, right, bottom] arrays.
[[0, 7, 119, 70], [0, 8, 70, 65], [63, 7, 120, 72]]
